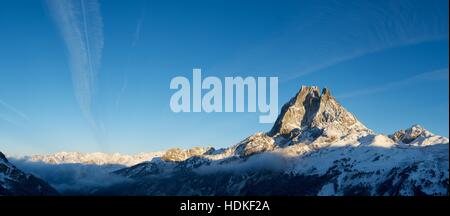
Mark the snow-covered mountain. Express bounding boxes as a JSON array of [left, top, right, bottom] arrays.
[[97, 86, 448, 196], [3, 85, 448, 196], [0, 151, 58, 195], [18, 151, 164, 166]]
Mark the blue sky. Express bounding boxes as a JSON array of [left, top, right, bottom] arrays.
[[0, 0, 448, 155]]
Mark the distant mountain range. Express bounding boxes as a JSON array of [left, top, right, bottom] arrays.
[[1, 86, 448, 196], [17, 151, 164, 167]]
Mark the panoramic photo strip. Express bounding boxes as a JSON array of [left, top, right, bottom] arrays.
[[0, 0, 448, 214]]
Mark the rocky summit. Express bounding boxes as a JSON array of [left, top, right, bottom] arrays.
[[232, 86, 372, 157], [269, 86, 368, 136]]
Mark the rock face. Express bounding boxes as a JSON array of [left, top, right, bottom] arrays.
[[269, 86, 368, 136], [0, 151, 59, 196], [234, 133, 276, 157], [99, 86, 448, 196], [161, 147, 213, 162], [233, 86, 371, 157]]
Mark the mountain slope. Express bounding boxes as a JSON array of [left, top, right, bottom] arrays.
[[97, 86, 448, 196], [0, 151, 59, 195]]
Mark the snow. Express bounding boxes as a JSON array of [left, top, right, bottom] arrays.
[[318, 183, 335, 196], [361, 134, 397, 148], [408, 134, 449, 146], [285, 140, 448, 195], [15, 151, 164, 166], [3, 86, 448, 196]]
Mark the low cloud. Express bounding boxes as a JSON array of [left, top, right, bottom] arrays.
[[10, 159, 130, 194], [195, 153, 291, 175]]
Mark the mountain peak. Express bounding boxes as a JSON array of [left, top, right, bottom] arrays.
[[269, 86, 367, 137], [390, 124, 427, 144], [321, 87, 331, 97], [389, 124, 449, 146]]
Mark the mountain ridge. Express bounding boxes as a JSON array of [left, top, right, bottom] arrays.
[[98, 86, 448, 196], [15, 151, 164, 166], [2, 85, 448, 195]]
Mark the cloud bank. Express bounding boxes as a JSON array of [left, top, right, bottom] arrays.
[[11, 158, 129, 194], [195, 153, 291, 175]]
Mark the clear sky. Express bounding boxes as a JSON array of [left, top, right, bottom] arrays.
[[0, 0, 448, 155]]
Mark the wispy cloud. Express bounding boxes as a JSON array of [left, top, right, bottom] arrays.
[[116, 4, 146, 108], [336, 68, 449, 99], [0, 114, 22, 127], [0, 99, 29, 126], [46, 0, 104, 131], [115, 78, 128, 109], [282, 0, 449, 81], [0, 99, 29, 121], [131, 7, 146, 48]]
